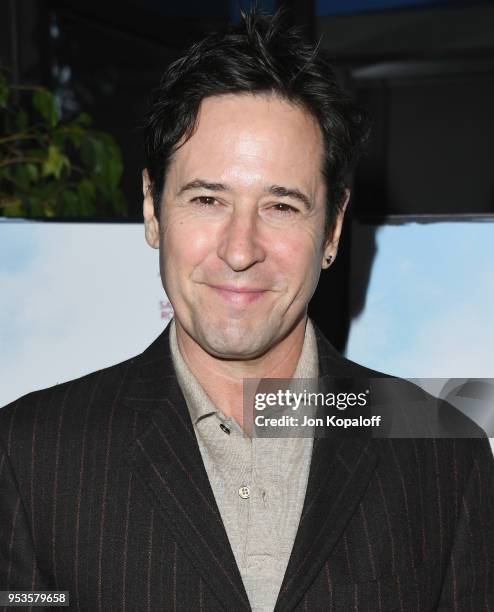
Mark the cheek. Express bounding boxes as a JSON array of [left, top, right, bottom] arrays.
[[272, 227, 323, 280], [161, 216, 213, 268]]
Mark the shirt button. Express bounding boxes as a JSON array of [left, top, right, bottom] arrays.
[[238, 485, 250, 499], [220, 423, 230, 434]]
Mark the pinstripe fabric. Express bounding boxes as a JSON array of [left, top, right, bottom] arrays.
[[1, 321, 493, 611]]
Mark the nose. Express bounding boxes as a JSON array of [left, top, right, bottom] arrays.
[[216, 207, 266, 272]]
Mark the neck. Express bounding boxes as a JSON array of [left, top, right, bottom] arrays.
[[174, 317, 307, 426]]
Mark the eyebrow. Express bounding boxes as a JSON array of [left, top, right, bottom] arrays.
[[177, 179, 230, 196], [177, 179, 313, 210], [267, 185, 312, 211]]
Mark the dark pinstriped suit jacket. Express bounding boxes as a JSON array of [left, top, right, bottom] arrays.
[[1, 322, 493, 611]]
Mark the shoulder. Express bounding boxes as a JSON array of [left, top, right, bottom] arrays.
[[0, 355, 137, 455], [0, 324, 174, 467]]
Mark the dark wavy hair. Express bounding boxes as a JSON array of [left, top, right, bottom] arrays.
[[143, 8, 369, 235]]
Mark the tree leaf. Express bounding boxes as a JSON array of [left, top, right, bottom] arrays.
[[28, 194, 46, 217], [74, 112, 92, 127], [60, 189, 80, 216], [62, 125, 84, 148], [42, 145, 70, 179], [103, 137, 123, 188], [77, 179, 96, 215], [14, 109, 28, 131], [2, 79, 126, 218], [13, 163, 39, 188], [80, 135, 95, 171], [87, 132, 123, 187], [89, 137, 105, 175], [1, 197, 23, 216], [33, 88, 59, 128]]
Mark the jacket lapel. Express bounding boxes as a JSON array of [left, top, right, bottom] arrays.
[[274, 324, 380, 612], [122, 324, 250, 611]]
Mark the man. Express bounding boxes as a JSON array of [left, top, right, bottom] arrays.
[[1, 10, 493, 611]]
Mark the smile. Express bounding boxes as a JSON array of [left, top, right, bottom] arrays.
[[207, 284, 268, 306]]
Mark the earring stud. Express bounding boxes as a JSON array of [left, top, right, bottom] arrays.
[[325, 255, 333, 265]]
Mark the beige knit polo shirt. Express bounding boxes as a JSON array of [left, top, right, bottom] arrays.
[[169, 318, 318, 612]]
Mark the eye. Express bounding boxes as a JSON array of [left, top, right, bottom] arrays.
[[192, 196, 218, 206], [271, 203, 299, 215]]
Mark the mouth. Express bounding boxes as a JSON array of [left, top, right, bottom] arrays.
[[207, 284, 268, 306]]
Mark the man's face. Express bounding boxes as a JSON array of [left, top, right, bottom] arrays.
[[144, 93, 346, 359]]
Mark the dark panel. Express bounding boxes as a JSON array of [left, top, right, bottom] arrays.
[[386, 74, 494, 214], [317, 4, 494, 62], [316, 0, 490, 18]]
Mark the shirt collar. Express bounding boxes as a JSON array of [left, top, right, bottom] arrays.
[[169, 317, 319, 426]]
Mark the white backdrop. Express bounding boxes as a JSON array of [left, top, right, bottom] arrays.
[[0, 220, 172, 407]]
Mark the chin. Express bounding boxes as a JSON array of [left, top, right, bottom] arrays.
[[198, 321, 272, 360]]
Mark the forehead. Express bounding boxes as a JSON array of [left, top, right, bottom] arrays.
[[166, 93, 325, 193]]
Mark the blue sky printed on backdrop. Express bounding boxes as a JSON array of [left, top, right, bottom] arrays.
[[346, 221, 494, 378], [0, 221, 167, 407]]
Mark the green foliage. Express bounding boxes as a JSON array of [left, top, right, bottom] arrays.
[[33, 88, 60, 128], [0, 69, 127, 218]]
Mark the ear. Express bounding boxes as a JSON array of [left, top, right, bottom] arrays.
[[321, 188, 350, 269], [143, 169, 160, 249]]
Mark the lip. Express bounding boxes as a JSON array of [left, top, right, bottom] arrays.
[[207, 284, 268, 306]]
